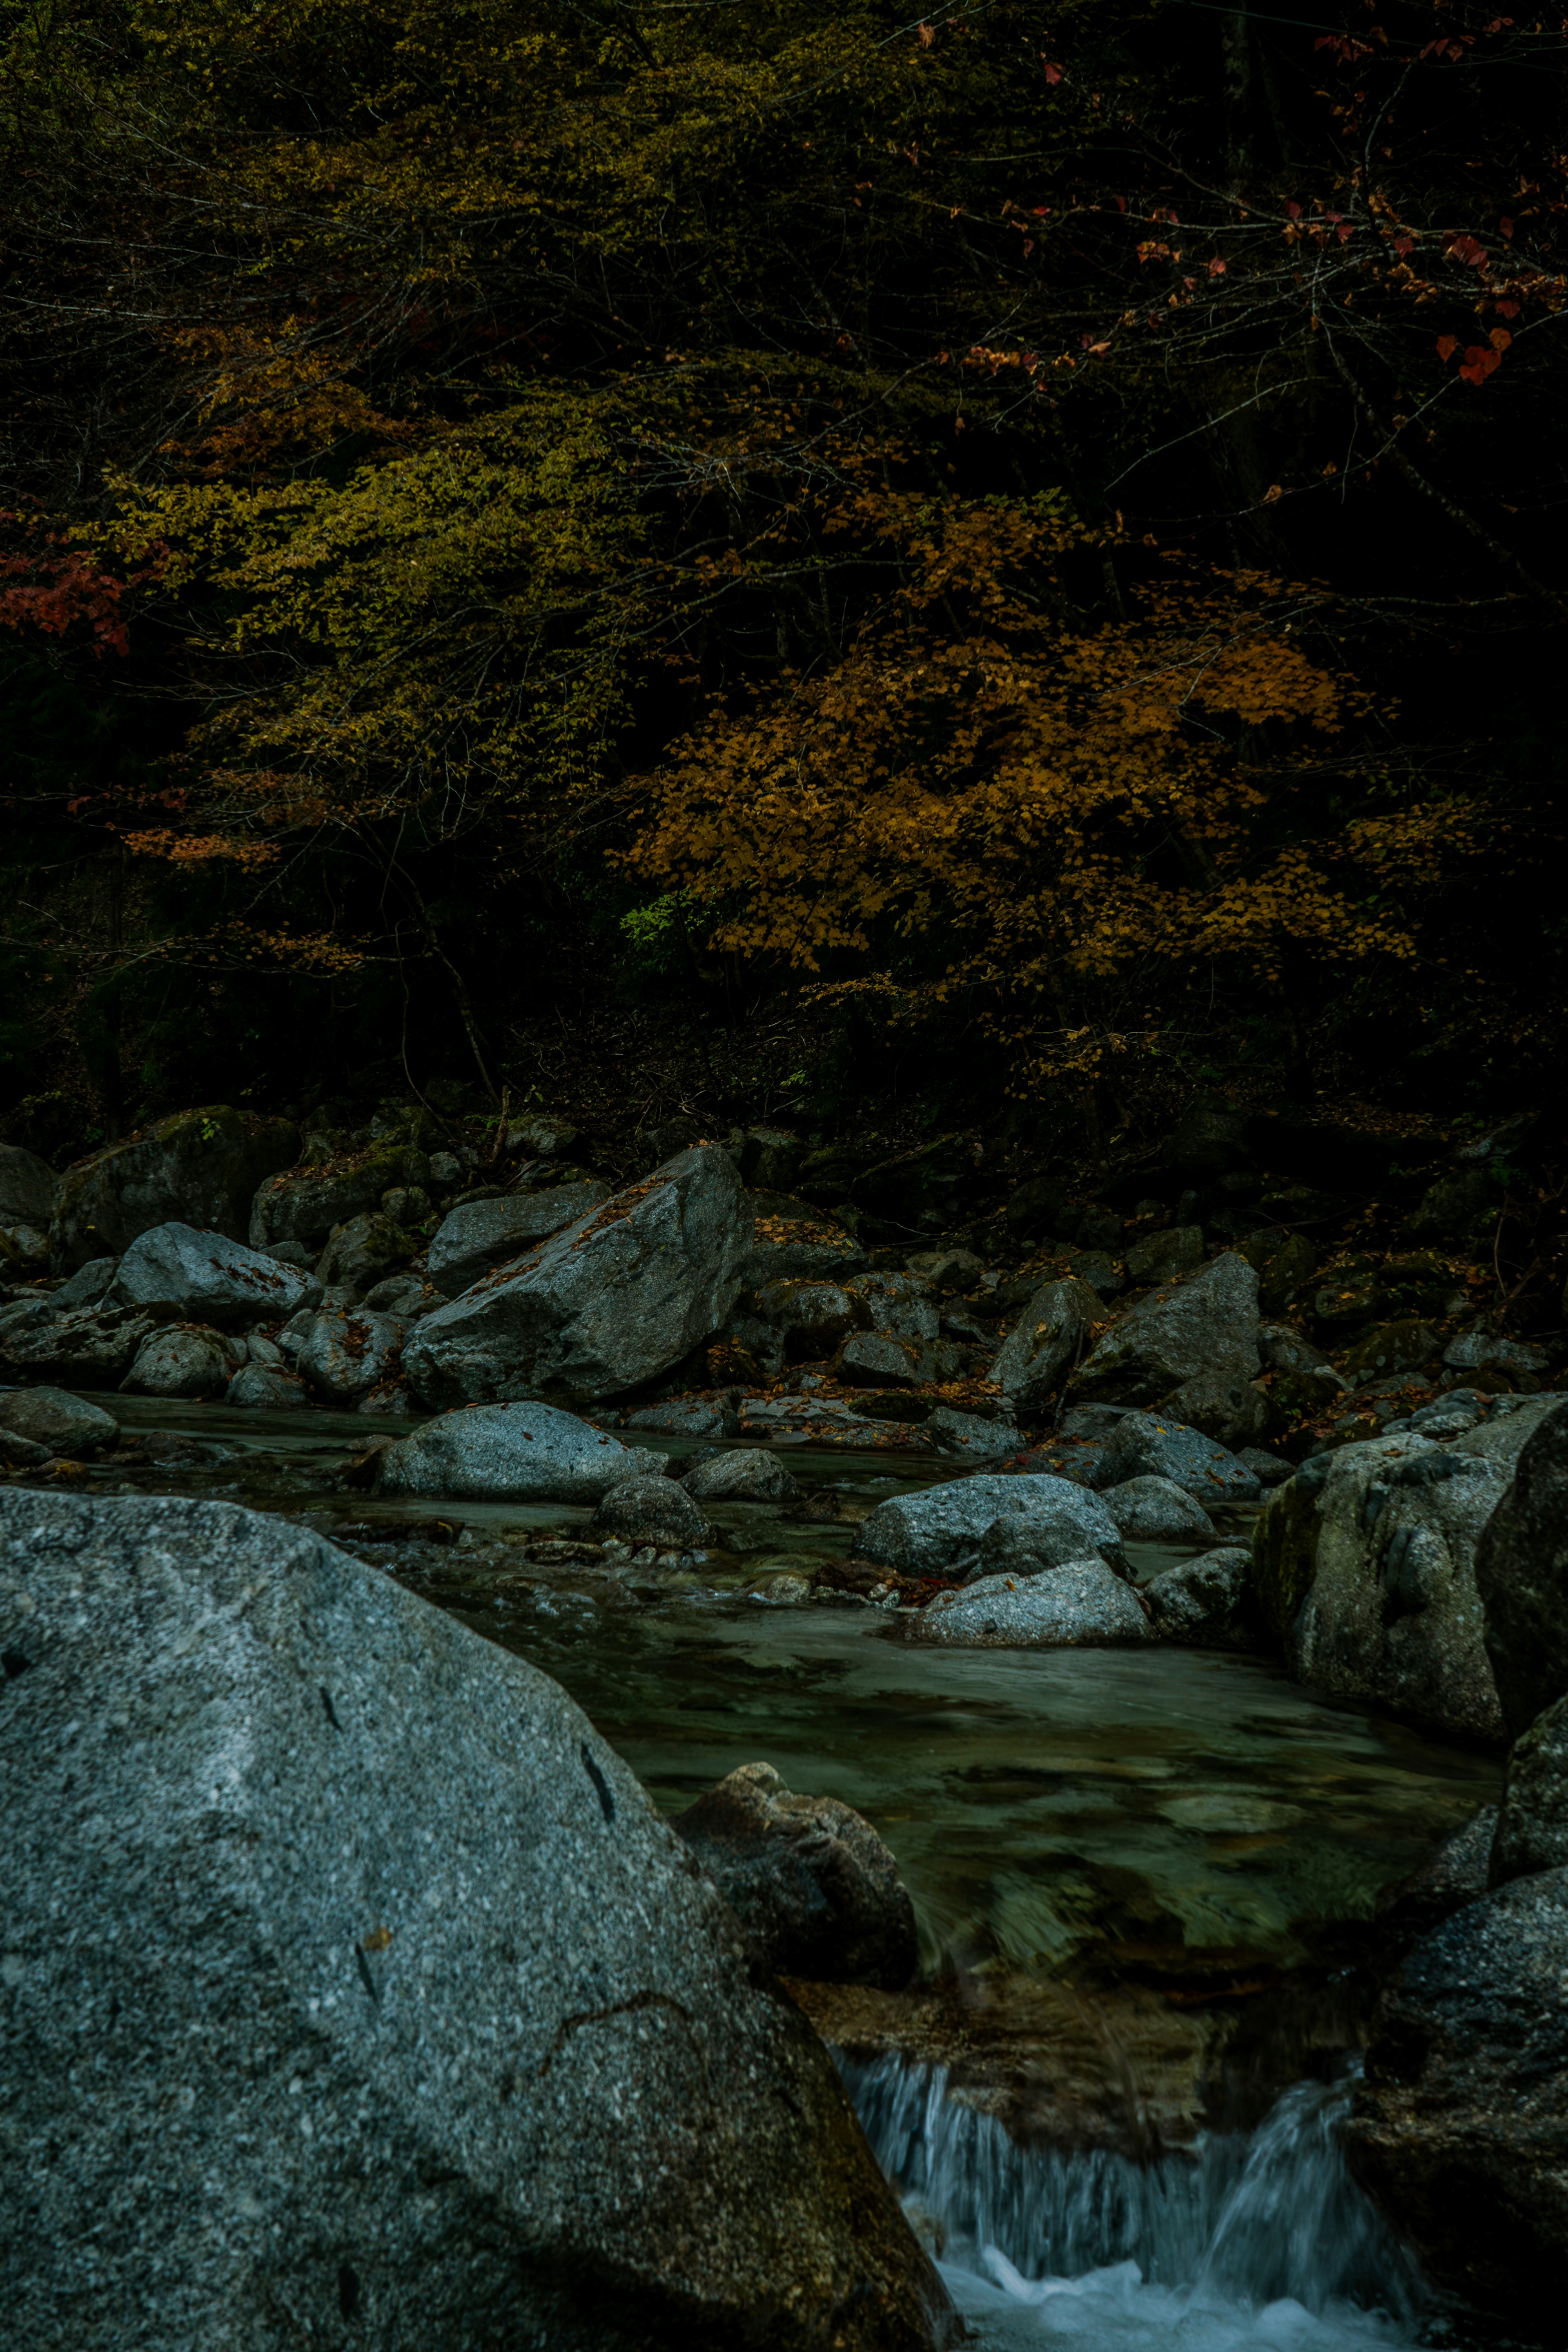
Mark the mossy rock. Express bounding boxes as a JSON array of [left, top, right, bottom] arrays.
[[51, 1107, 299, 1272], [1338, 1319, 1439, 1385], [250, 1144, 431, 1251], [1251, 1462, 1327, 1642]]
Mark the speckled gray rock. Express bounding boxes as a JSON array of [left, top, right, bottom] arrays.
[[915, 1560, 1150, 1648], [53, 1106, 298, 1270], [0, 1488, 952, 2352], [1490, 1693, 1568, 1886], [735, 1194, 869, 1288], [248, 1143, 430, 1253], [376, 1401, 662, 1503], [1142, 1548, 1258, 1648], [833, 1330, 936, 1388], [1100, 1475, 1216, 1542], [1093, 1412, 1260, 1503], [1376, 1806, 1498, 1945], [671, 1762, 917, 1991], [225, 1364, 308, 1411], [404, 1146, 753, 1410], [0, 1142, 58, 1227], [590, 1475, 710, 1550], [969, 1509, 1129, 1584], [752, 1277, 870, 1360], [1069, 1251, 1261, 1407], [845, 1271, 940, 1343], [925, 1407, 1024, 1461], [680, 1448, 803, 1502], [50, 1255, 117, 1310], [1124, 1225, 1204, 1285], [0, 1385, 118, 1455], [121, 1322, 241, 1400], [1, 1303, 156, 1389], [294, 1307, 405, 1402], [314, 1210, 418, 1295], [1475, 1397, 1568, 1737], [428, 1183, 610, 1296], [113, 1221, 319, 1325], [1348, 1866, 1568, 2323], [993, 1277, 1102, 1416], [859, 1472, 1123, 1580], [624, 1397, 736, 1438]]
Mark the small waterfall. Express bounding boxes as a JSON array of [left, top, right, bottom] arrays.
[[842, 2055, 1428, 2350]]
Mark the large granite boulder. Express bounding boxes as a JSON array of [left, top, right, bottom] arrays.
[[1068, 1252, 1261, 1407], [993, 1277, 1102, 1417], [1474, 1397, 1568, 1737], [671, 1762, 917, 1991], [121, 1323, 242, 1400], [52, 1107, 298, 1270], [1250, 1406, 1567, 1742], [428, 1183, 610, 1295], [404, 1146, 753, 1409], [114, 1221, 319, 1325], [1093, 1411, 1260, 1502], [294, 1308, 405, 1403], [1348, 1867, 1568, 2325], [914, 1560, 1150, 1648], [376, 1401, 664, 1503], [858, 1472, 1123, 1580], [0, 1489, 951, 2352], [248, 1142, 432, 1253], [0, 1142, 58, 1226]]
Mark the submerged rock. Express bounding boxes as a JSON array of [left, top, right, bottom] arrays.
[[376, 1401, 661, 1503], [1349, 1866, 1568, 2325], [113, 1220, 319, 1325], [859, 1472, 1123, 1580], [1069, 1251, 1261, 1408], [915, 1560, 1150, 1648], [0, 1385, 118, 1456], [427, 1182, 610, 1296], [1100, 1475, 1216, 1542], [404, 1145, 752, 1409], [53, 1105, 298, 1270], [0, 1488, 952, 2352], [671, 1760, 918, 1991]]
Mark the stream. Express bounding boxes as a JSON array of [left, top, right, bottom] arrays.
[[33, 1390, 1512, 2350]]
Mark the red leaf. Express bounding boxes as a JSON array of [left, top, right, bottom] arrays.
[[1435, 334, 1459, 361], [1447, 233, 1489, 267], [1285, 200, 1302, 220], [1494, 298, 1520, 318], [1393, 236, 1414, 257], [1042, 56, 1062, 83]]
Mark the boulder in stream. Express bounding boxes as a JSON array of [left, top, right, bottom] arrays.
[[671, 1762, 918, 1991], [2, 1303, 158, 1388], [1142, 1548, 1259, 1648], [404, 1145, 753, 1409], [1100, 1475, 1216, 1542], [376, 1400, 664, 1503], [0, 1488, 953, 2352], [1093, 1412, 1260, 1502], [915, 1560, 1151, 1648], [294, 1307, 405, 1402], [0, 1385, 118, 1455], [680, 1447, 803, 1502], [113, 1221, 320, 1325], [590, 1475, 710, 1551], [859, 1472, 1123, 1580], [121, 1322, 242, 1400], [1068, 1251, 1261, 1408]]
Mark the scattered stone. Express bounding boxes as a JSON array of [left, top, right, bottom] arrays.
[[591, 1475, 710, 1550], [1159, 1371, 1271, 1450], [1100, 1476, 1216, 1542], [735, 1192, 869, 1287], [925, 1406, 1024, 1461], [294, 1308, 405, 1402], [1348, 1867, 1568, 2324], [314, 1209, 419, 1294], [0, 1386, 118, 1455], [1490, 1693, 1568, 1886], [860, 1472, 1124, 1580], [752, 1277, 870, 1360], [51, 1257, 118, 1310], [0, 1487, 948, 2352], [427, 1182, 611, 1296], [405, 1145, 752, 1409], [1094, 1412, 1261, 1503], [1125, 1225, 1204, 1285], [362, 1273, 429, 1315], [0, 1143, 58, 1227], [2, 1304, 156, 1389], [225, 1364, 308, 1411], [113, 1221, 319, 1325], [51, 1107, 299, 1272], [1142, 1548, 1258, 1648], [1235, 1445, 1293, 1487], [834, 1331, 936, 1388], [249, 1142, 432, 1253], [376, 1401, 661, 1503], [1474, 1398, 1568, 1737], [0, 1223, 49, 1274], [1059, 1403, 1134, 1440], [1443, 1326, 1550, 1383], [624, 1397, 737, 1438], [681, 1448, 803, 1502], [121, 1323, 241, 1400], [1339, 1319, 1440, 1386], [905, 1247, 985, 1294], [0, 1426, 51, 1467], [847, 1272, 940, 1341], [915, 1560, 1151, 1648], [1069, 1251, 1261, 1407], [671, 1761, 918, 1991], [993, 1276, 1102, 1417]]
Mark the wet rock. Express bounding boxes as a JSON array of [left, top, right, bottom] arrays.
[[1094, 1412, 1260, 1503], [121, 1323, 242, 1400], [624, 1397, 737, 1438], [0, 1385, 118, 1455], [1125, 1225, 1203, 1285], [1159, 1371, 1271, 1450], [0, 1143, 58, 1227], [671, 1761, 917, 1991], [993, 1276, 1102, 1417], [591, 1475, 710, 1550], [680, 1448, 803, 1502], [1490, 1693, 1568, 1886], [753, 1277, 871, 1361], [915, 1560, 1151, 1648], [112, 1221, 320, 1326], [226, 1364, 309, 1411], [51, 1256, 118, 1310], [1100, 1475, 1216, 1541], [925, 1407, 1024, 1461], [970, 1512, 1129, 1582], [376, 1401, 662, 1503], [0, 1487, 950, 2352], [314, 1210, 419, 1295], [53, 1106, 298, 1272], [427, 1182, 611, 1296], [249, 1143, 430, 1254], [1339, 1319, 1441, 1386], [405, 1145, 752, 1410], [860, 1472, 1123, 1580], [4, 1304, 158, 1388], [1474, 1399, 1568, 1737], [362, 1272, 430, 1316], [1069, 1252, 1261, 1408], [735, 1193, 869, 1288], [1142, 1548, 1258, 1648], [1375, 1807, 1498, 1945], [294, 1308, 405, 1402], [833, 1331, 936, 1388], [1348, 1867, 1568, 2324]]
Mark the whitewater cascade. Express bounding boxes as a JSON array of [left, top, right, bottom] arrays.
[[842, 2058, 1429, 2352]]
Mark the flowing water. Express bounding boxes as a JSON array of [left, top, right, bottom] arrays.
[[22, 1391, 1515, 2347]]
